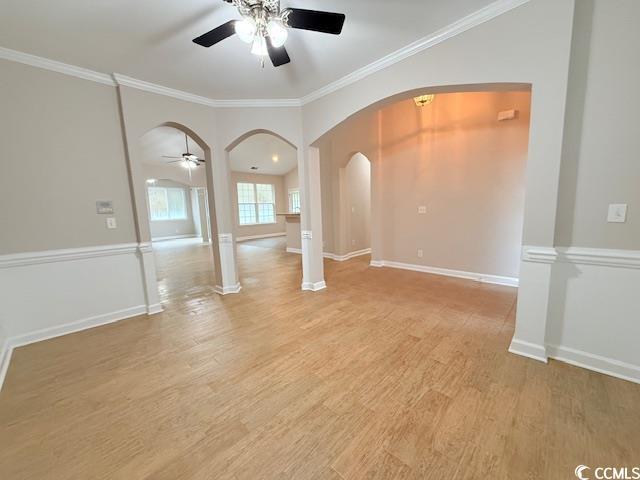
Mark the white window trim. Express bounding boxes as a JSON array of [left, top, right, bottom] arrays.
[[288, 188, 301, 214], [237, 182, 277, 226]]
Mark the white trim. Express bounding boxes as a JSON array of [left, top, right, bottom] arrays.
[[0, 305, 151, 392], [0, 0, 528, 107], [0, 243, 139, 269], [302, 281, 327, 292], [546, 344, 640, 385], [146, 303, 164, 315], [151, 234, 197, 242], [214, 283, 242, 295], [299, 0, 531, 104], [0, 46, 117, 86], [521, 245, 558, 264], [237, 233, 286, 242], [324, 248, 372, 262], [113, 74, 301, 108], [508, 339, 548, 363], [218, 233, 234, 244], [556, 247, 640, 269], [286, 247, 302, 254], [367, 260, 518, 287]]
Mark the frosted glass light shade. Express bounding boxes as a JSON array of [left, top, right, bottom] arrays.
[[235, 18, 256, 43], [267, 20, 288, 48], [251, 35, 268, 56]]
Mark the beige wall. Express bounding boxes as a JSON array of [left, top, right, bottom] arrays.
[[341, 153, 371, 254], [555, 0, 639, 250], [284, 168, 299, 198], [231, 172, 286, 239], [318, 91, 531, 277], [0, 60, 137, 254], [146, 179, 196, 240]]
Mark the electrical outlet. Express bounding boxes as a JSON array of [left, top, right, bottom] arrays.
[[352, 239, 356, 246], [417, 249, 423, 258], [106, 217, 117, 229]]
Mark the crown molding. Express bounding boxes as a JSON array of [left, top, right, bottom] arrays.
[[299, 0, 530, 105], [0, 46, 116, 86], [112, 73, 301, 108], [1, 0, 528, 108]]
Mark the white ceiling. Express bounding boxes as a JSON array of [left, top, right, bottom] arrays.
[[0, 0, 496, 99], [139, 126, 205, 166], [229, 133, 297, 175]]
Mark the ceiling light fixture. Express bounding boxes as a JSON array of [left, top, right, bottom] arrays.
[[193, 1, 345, 68], [272, 154, 279, 162], [414, 94, 435, 107]]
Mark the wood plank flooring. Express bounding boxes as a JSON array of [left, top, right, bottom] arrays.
[[1, 238, 638, 479]]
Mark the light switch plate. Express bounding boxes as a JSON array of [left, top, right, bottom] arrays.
[[418, 206, 427, 214], [417, 249, 424, 258], [607, 204, 628, 223], [106, 217, 117, 229]]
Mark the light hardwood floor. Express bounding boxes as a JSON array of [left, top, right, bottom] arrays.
[[1, 239, 638, 479]]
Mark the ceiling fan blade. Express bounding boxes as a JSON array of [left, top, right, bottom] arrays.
[[167, 160, 184, 164], [266, 37, 291, 67], [193, 20, 236, 47], [284, 8, 345, 35]]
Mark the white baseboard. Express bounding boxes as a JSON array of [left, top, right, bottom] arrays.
[[146, 303, 164, 315], [324, 248, 372, 262], [547, 345, 640, 384], [508, 338, 548, 363], [237, 233, 286, 242], [0, 304, 156, 392], [302, 280, 327, 292], [369, 259, 518, 287], [152, 234, 197, 242], [214, 283, 242, 295], [286, 247, 302, 254]]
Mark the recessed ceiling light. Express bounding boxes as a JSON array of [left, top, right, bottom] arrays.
[[272, 155, 279, 162]]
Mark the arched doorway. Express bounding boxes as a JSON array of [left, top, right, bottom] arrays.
[[225, 130, 302, 291]]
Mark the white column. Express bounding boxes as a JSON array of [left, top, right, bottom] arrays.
[[206, 149, 240, 294], [137, 243, 163, 314], [197, 189, 210, 244], [299, 146, 325, 291], [509, 246, 558, 362]]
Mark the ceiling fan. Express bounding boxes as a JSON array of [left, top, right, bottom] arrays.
[[193, 0, 346, 67], [162, 133, 205, 180]]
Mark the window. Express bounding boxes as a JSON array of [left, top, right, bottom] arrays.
[[237, 182, 276, 225], [288, 189, 301, 213], [148, 187, 188, 221]]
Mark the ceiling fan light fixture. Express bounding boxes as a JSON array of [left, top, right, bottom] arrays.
[[267, 20, 288, 48], [251, 35, 268, 56], [235, 18, 256, 43]]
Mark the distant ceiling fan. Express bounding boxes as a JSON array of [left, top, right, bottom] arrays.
[[163, 133, 205, 180], [193, 0, 346, 67]]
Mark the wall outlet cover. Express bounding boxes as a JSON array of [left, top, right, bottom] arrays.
[[106, 217, 117, 229]]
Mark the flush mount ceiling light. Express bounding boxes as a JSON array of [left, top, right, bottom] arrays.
[[272, 154, 279, 162], [414, 94, 435, 107], [193, 0, 346, 67]]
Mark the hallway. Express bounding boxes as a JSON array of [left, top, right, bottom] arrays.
[[1, 241, 638, 479]]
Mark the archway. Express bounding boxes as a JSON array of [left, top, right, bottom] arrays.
[[225, 129, 302, 290]]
